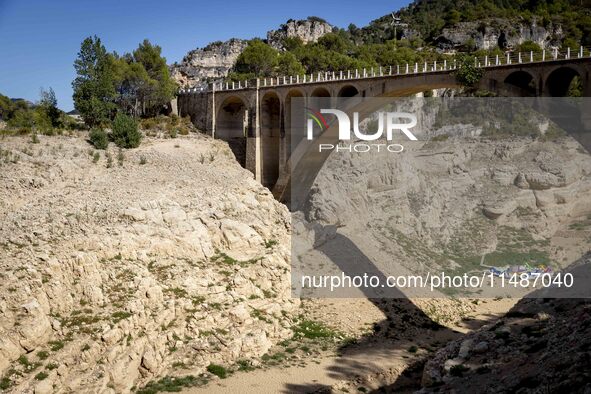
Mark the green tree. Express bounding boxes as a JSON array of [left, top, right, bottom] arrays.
[[517, 40, 542, 53], [132, 40, 177, 116], [7, 108, 34, 131], [112, 55, 153, 117], [39, 87, 61, 128], [276, 52, 305, 76], [454, 54, 484, 88], [0, 93, 13, 120], [281, 37, 304, 52], [72, 36, 117, 127], [233, 39, 278, 77], [317, 32, 352, 53], [445, 10, 461, 26]]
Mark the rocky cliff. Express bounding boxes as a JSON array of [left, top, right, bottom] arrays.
[[435, 18, 564, 51], [0, 133, 297, 393], [170, 39, 248, 88], [266, 18, 333, 49], [170, 18, 333, 87]]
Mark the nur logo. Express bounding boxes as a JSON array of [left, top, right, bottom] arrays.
[[306, 107, 329, 131], [305, 108, 419, 153]]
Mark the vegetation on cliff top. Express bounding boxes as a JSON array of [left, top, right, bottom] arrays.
[[226, 0, 589, 82]]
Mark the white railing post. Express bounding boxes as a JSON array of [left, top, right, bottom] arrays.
[[484, 56, 488, 67], [453, 59, 456, 69], [414, 63, 418, 73], [303, 75, 306, 83], [444, 59, 447, 70], [225, 82, 229, 90], [405, 63, 409, 73], [434, 60, 437, 70], [495, 54, 499, 65], [389, 65, 393, 75], [347, 70, 351, 79], [507, 53, 511, 64], [339, 70, 343, 79], [553, 48, 558, 60], [232, 81, 235, 89], [424, 62, 427, 72], [530, 51, 533, 62], [567, 47, 570, 59], [355, 69, 359, 78], [542, 49, 545, 61], [580, 46, 583, 58], [397, 64, 400, 74], [238, 81, 242, 89]]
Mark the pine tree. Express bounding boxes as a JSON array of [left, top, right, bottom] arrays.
[[72, 36, 116, 127]]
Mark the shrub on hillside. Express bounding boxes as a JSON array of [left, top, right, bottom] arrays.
[[112, 113, 141, 148], [89, 128, 109, 149]]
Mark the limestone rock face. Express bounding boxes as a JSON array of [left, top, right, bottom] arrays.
[[170, 38, 248, 88], [171, 18, 333, 87], [267, 18, 333, 49], [435, 18, 564, 51], [0, 133, 297, 393]]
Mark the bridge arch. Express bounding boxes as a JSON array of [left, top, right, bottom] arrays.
[[546, 66, 582, 97], [311, 87, 331, 97], [337, 84, 359, 97], [504, 70, 536, 96], [260, 91, 281, 188], [216, 95, 247, 167]]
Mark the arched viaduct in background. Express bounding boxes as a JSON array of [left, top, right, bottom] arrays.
[[177, 55, 591, 199]]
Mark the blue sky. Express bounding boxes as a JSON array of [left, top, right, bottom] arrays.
[[0, 0, 410, 111]]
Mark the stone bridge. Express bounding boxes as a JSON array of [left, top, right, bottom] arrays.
[[177, 48, 591, 200]]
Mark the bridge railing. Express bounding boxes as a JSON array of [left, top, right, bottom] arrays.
[[178, 46, 591, 95]]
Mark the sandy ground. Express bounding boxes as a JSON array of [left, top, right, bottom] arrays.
[[183, 297, 517, 393]]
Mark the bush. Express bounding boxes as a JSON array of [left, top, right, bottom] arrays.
[[36, 351, 49, 360], [450, 364, 470, 377], [112, 113, 141, 149], [89, 128, 108, 149], [206, 364, 228, 379], [34, 372, 48, 381], [140, 118, 157, 130]]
